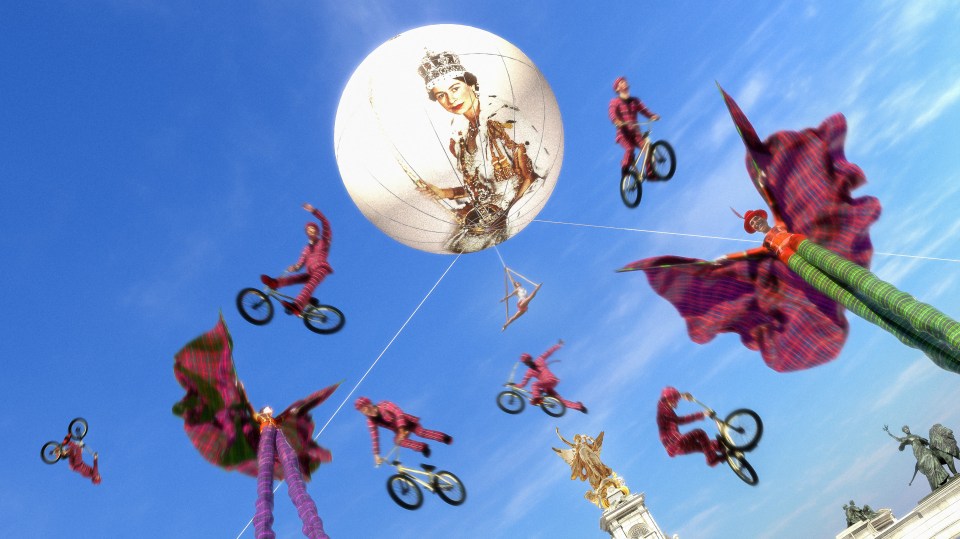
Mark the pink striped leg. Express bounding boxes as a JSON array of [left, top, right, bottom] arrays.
[[254, 426, 277, 539], [276, 431, 329, 539]]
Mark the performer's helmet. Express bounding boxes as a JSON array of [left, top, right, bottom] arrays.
[[354, 397, 373, 410], [660, 386, 681, 402], [520, 352, 534, 365], [613, 77, 628, 92], [743, 209, 768, 234]]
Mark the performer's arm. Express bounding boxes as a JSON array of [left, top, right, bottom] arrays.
[[537, 343, 563, 362], [515, 368, 535, 389], [310, 207, 332, 255], [609, 99, 623, 127], [367, 418, 381, 456]]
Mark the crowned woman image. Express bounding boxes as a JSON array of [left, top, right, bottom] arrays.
[[415, 49, 546, 253]]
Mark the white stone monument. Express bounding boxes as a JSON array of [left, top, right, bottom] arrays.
[[599, 488, 671, 539], [836, 476, 960, 539]]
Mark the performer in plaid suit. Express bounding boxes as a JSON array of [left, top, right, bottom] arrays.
[[609, 76, 660, 177], [355, 397, 453, 465], [512, 340, 587, 413], [656, 387, 725, 467], [261, 202, 333, 315], [61, 437, 101, 484]]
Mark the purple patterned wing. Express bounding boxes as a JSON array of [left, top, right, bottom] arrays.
[[172, 315, 259, 474]]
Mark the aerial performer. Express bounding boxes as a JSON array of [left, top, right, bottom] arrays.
[[656, 387, 726, 467], [511, 339, 588, 413], [414, 49, 546, 253], [355, 397, 453, 465], [260, 202, 332, 316], [609, 76, 660, 179], [500, 264, 542, 331], [172, 316, 339, 539], [41, 418, 101, 484], [619, 85, 960, 373]]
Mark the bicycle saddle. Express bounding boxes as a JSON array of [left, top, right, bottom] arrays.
[[420, 464, 437, 472]]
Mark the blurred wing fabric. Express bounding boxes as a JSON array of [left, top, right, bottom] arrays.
[[172, 315, 259, 475], [620, 90, 879, 372], [930, 424, 960, 457], [276, 383, 342, 481]]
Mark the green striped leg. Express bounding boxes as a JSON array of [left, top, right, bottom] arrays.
[[787, 250, 960, 373]]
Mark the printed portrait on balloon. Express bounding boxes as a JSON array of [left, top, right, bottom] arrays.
[[335, 25, 563, 254]]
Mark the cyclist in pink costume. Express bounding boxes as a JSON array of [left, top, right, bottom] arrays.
[[512, 339, 587, 413], [657, 386, 726, 467], [261, 203, 333, 315], [609, 76, 660, 178]]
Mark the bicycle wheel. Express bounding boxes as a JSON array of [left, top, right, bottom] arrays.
[[650, 141, 676, 180], [619, 171, 642, 208], [387, 473, 423, 510], [726, 453, 759, 486], [539, 396, 566, 418], [302, 304, 345, 334], [41, 441, 62, 464], [68, 417, 88, 440], [496, 390, 525, 414], [236, 288, 274, 325], [720, 409, 763, 452], [433, 471, 466, 506]]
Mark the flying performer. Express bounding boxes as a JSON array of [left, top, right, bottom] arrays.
[[355, 397, 453, 465], [172, 316, 339, 539], [510, 339, 588, 413], [619, 85, 960, 373], [609, 76, 660, 179], [656, 387, 726, 467], [260, 202, 333, 316]]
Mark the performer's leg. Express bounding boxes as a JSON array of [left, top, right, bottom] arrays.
[[276, 431, 329, 539], [618, 138, 636, 176], [397, 437, 429, 455], [294, 268, 330, 311], [529, 381, 547, 405], [544, 387, 585, 412], [254, 426, 277, 539], [275, 273, 310, 288], [411, 424, 453, 445]]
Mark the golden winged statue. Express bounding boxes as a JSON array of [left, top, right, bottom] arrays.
[[554, 428, 629, 508]]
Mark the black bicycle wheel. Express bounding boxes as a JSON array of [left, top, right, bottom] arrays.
[[236, 288, 274, 325], [619, 171, 642, 208], [387, 473, 423, 510], [433, 471, 467, 506], [726, 453, 759, 486], [41, 441, 62, 464], [496, 390, 525, 414], [650, 140, 676, 180], [720, 409, 763, 452], [539, 396, 566, 418], [302, 304, 345, 334], [68, 417, 88, 440]]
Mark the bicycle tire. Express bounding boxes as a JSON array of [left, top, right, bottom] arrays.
[[619, 171, 642, 208], [387, 473, 423, 510], [539, 396, 566, 418], [720, 409, 763, 452], [433, 471, 466, 506], [302, 304, 345, 334], [236, 288, 274, 325], [68, 417, 88, 440], [41, 441, 62, 464], [726, 453, 759, 486], [650, 140, 676, 180], [496, 390, 525, 414]]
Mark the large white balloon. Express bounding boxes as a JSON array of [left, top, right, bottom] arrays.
[[334, 24, 563, 254]]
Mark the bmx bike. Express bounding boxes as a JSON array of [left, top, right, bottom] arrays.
[[377, 446, 466, 510], [236, 276, 344, 335], [690, 397, 763, 486], [41, 418, 90, 464], [496, 363, 565, 417], [619, 120, 676, 208]]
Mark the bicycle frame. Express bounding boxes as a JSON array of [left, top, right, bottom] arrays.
[[627, 120, 656, 176], [379, 447, 439, 493]]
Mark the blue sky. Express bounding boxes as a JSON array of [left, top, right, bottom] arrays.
[[3, 2, 960, 538]]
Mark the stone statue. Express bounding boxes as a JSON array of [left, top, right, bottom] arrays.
[[884, 424, 951, 491], [844, 500, 880, 527], [554, 428, 629, 508]]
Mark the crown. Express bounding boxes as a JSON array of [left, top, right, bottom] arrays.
[[418, 49, 466, 90]]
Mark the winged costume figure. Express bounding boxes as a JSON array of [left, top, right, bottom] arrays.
[[173, 315, 338, 539], [619, 85, 960, 373]]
